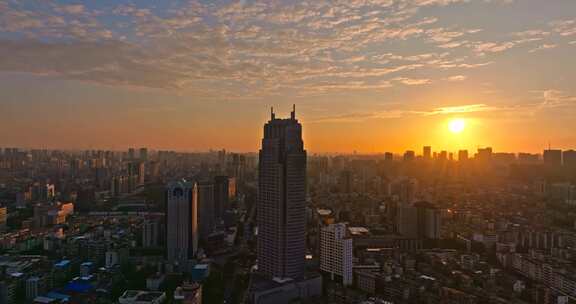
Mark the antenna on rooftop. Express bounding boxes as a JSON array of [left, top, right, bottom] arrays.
[[291, 104, 296, 119]]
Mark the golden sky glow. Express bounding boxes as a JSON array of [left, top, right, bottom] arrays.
[[0, 1, 575, 153]]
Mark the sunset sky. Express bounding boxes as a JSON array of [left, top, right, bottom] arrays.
[[1, 0, 575, 153]]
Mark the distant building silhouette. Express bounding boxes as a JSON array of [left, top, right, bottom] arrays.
[[543, 149, 562, 166], [562, 150, 576, 167], [397, 201, 441, 240], [403, 150, 415, 161], [423, 146, 432, 160], [476, 147, 493, 162], [197, 181, 215, 240], [458, 150, 469, 161], [384, 152, 393, 161], [214, 176, 231, 220], [139, 147, 148, 161]]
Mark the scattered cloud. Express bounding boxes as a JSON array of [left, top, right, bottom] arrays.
[[539, 89, 576, 108], [308, 110, 411, 123], [474, 41, 516, 54], [310, 102, 507, 124], [0, 0, 573, 100], [550, 19, 576, 37], [529, 44, 558, 53], [57, 4, 85, 15], [392, 77, 432, 85], [425, 104, 500, 115], [444, 75, 467, 81]]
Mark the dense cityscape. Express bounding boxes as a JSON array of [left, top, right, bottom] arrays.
[[0, 107, 575, 304], [2, 0, 576, 303]]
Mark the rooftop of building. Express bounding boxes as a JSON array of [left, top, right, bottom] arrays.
[[249, 272, 321, 292]]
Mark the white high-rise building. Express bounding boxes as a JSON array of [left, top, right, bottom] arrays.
[[320, 223, 353, 286], [166, 180, 198, 265]]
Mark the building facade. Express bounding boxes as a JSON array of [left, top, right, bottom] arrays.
[[320, 223, 353, 286], [166, 181, 198, 265], [257, 106, 307, 280]]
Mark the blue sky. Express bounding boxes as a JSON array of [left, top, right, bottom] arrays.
[[0, 0, 575, 152]]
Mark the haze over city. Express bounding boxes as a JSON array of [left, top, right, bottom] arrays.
[[3, 1, 576, 304], [1, 0, 576, 153]]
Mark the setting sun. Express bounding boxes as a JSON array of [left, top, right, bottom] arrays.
[[448, 118, 466, 134]]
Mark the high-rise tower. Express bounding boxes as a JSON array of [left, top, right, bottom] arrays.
[[197, 180, 215, 240], [257, 106, 307, 280], [166, 180, 198, 265]]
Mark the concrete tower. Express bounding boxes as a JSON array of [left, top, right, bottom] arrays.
[[166, 180, 198, 265], [257, 105, 307, 280]]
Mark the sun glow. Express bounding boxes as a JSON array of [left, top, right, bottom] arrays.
[[448, 118, 466, 134]]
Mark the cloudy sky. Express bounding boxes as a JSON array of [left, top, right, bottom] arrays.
[[1, 0, 575, 153]]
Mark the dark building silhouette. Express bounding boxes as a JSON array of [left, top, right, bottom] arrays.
[[458, 150, 469, 161], [197, 181, 215, 240], [166, 180, 198, 264], [543, 149, 562, 166], [476, 147, 493, 162], [423, 146, 431, 160], [403, 150, 415, 161], [563, 150, 576, 167], [214, 176, 230, 220], [257, 106, 307, 280]]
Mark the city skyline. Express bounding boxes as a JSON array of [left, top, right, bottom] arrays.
[[2, 2, 576, 304], [1, 138, 573, 156], [1, 0, 576, 153]]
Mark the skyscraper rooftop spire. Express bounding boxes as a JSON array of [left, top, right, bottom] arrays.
[[291, 104, 296, 120], [271, 107, 275, 120]]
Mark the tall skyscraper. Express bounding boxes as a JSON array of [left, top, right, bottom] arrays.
[[415, 201, 441, 240], [214, 176, 230, 220], [139, 148, 148, 161], [439, 150, 448, 161], [166, 181, 198, 265], [128, 148, 136, 160], [128, 161, 145, 188], [137, 162, 145, 185], [423, 146, 432, 160], [197, 181, 215, 240], [396, 204, 418, 238], [257, 106, 307, 280], [458, 150, 469, 162], [217, 149, 226, 174]]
